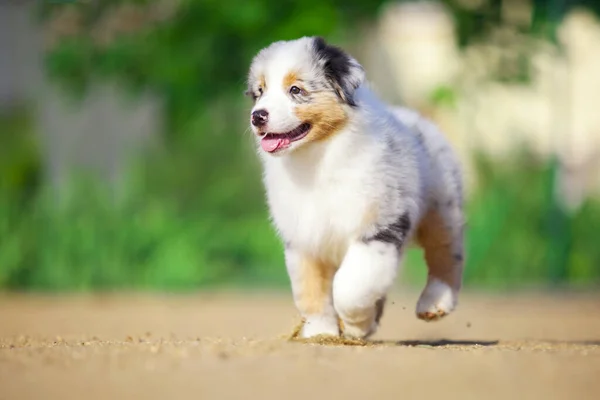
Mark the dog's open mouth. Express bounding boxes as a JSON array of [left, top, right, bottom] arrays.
[[261, 123, 311, 153]]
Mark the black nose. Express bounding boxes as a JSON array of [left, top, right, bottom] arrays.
[[251, 109, 269, 127]]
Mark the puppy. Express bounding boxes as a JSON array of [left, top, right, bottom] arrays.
[[245, 36, 465, 339]]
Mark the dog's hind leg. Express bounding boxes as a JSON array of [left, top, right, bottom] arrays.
[[415, 204, 465, 321]]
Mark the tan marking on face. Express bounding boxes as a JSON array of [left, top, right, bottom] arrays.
[[415, 209, 464, 291], [294, 91, 349, 144], [282, 71, 298, 89], [297, 256, 335, 315]]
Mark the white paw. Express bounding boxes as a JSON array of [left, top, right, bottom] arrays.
[[341, 318, 378, 339], [301, 316, 340, 338], [416, 278, 458, 322]]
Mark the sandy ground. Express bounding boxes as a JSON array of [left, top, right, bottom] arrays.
[[1, 289, 599, 400]]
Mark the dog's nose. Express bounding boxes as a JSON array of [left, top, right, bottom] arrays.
[[251, 109, 269, 127]]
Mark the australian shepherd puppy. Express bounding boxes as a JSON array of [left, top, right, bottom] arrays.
[[245, 36, 465, 339]]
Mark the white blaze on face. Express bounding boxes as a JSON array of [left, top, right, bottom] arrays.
[[253, 84, 297, 134], [252, 63, 300, 153], [251, 39, 314, 136]]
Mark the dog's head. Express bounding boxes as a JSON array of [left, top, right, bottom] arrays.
[[245, 36, 365, 155]]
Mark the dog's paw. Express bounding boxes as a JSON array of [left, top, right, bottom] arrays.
[[300, 316, 340, 338], [341, 318, 377, 339], [416, 278, 457, 322]]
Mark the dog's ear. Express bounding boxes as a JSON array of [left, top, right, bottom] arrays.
[[312, 36, 365, 106]]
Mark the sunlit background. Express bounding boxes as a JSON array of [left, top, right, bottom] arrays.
[[1, 0, 600, 292]]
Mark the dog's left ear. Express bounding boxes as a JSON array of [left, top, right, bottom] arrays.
[[312, 36, 366, 106]]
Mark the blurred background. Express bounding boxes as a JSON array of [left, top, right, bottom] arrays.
[[1, 0, 599, 292]]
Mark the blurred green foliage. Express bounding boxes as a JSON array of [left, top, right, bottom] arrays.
[[0, 0, 598, 291], [39, 0, 386, 135], [0, 107, 40, 200], [1, 138, 599, 290]]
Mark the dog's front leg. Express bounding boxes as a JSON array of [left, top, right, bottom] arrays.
[[285, 246, 339, 338], [333, 239, 402, 339]]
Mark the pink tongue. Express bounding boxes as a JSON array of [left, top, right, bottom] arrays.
[[261, 136, 290, 152]]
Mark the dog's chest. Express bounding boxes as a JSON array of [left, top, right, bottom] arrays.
[[266, 166, 371, 262]]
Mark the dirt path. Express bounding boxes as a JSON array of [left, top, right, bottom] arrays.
[[1, 290, 599, 400]]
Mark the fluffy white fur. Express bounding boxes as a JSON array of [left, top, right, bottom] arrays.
[[246, 37, 465, 339]]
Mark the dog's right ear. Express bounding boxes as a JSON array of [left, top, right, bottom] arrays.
[[312, 36, 365, 106]]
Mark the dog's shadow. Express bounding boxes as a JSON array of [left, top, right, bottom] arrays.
[[371, 339, 600, 347], [382, 339, 499, 347]]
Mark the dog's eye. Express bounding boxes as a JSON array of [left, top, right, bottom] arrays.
[[289, 86, 302, 95], [252, 87, 263, 101]]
